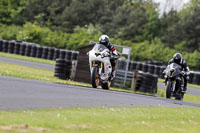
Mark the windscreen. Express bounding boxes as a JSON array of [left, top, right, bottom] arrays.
[[93, 44, 108, 52]]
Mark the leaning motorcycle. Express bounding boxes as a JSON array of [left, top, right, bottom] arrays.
[[164, 63, 185, 100], [88, 43, 117, 90]]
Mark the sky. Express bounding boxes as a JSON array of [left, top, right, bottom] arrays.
[[153, 0, 190, 15]]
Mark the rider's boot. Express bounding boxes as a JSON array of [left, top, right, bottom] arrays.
[[111, 68, 116, 81]]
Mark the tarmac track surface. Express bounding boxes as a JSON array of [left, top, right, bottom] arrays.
[[1, 56, 200, 96], [0, 76, 200, 110]]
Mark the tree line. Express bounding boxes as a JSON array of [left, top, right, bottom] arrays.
[[0, 0, 200, 69]]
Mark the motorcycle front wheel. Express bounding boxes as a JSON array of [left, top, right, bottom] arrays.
[[166, 81, 173, 99], [91, 67, 99, 88], [101, 80, 111, 90]]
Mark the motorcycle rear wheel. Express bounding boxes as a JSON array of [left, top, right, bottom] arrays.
[[166, 81, 173, 99], [91, 67, 99, 88]]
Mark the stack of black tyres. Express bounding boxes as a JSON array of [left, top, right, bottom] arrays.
[[54, 59, 72, 80], [25, 44, 32, 57], [142, 63, 149, 72], [65, 50, 72, 61], [148, 64, 155, 74], [188, 72, 194, 84], [71, 51, 79, 61], [136, 62, 143, 71], [159, 66, 166, 78], [47, 47, 55, 60], [0, 40, 3, 51], [135, 72, 158, 94], [42, 47, 49, 59], [192, 73, 200, 85], [14, 42, 21, 54], [59, 50, 66, 60], [2, 40, 9, 53], [8, 41, 15, 54], [19, 42, 26, 56], [30, 45, 37, 57], [36, 47, 43, 58], [154, 66, 161, 77], [53, 48, 60, 60]]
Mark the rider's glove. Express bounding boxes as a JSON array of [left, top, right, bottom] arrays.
[[112, 49, 118, 55]]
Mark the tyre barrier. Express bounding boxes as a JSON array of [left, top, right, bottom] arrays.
[[134, 71, 158, 94], [8, 41, 15, 54], [0, 40, 3, 52], [71, 51, 79, 61], [41, 47, 49, 59], [136, 62, 143, 71], [59, 50, 66, 60], [19, 43, 26, 56], [129, 61, 138, 71], [36, 46, 43, 58], [47, 47, 55, 60], [154, 65, 161, 77], [145, 60, 163, 66], [148, 64, 155, 75], [117, 60, 126, 70], [2, 40, 9, 53], [30, 45, 37, 57], [54, 59, 72, 80], [159, 66, 166, 78], [192, 73, 200, 85], [188, 72, 194, 84], [53, 48, 60, 60], [14, 42, 21, 54], [65, 50, 72, 61], [25, 44, 32, 57], [142, 63, 149, 73]]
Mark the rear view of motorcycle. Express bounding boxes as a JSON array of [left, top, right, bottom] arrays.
[[163, 63, 185, 100], [88, 43, 114, 90]]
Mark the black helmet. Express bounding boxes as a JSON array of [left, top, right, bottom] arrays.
[[173, 53, 182, 64], [99, 35, 110, 45]]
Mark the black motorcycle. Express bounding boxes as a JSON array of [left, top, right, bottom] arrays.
[[164, 63, 185, 100]]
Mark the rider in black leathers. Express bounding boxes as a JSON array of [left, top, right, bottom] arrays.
[[168, 53, 190, 93], [98, 35, 119, 80]]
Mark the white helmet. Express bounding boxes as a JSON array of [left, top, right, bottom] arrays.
[[99, 35, 110, 45]]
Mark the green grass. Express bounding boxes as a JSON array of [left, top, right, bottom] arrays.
[[157, 88, 200, 104], [158, 78, 200, 89], [0, 52, 56, 65], [0, 107, 200, 133]]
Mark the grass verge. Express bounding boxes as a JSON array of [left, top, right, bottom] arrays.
[[157, 88, 200, 104], [0, 52, 55, 65], [158, 78, 200, 89], [0, 107, 200, 133]]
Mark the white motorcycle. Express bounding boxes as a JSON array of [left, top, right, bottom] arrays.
[[88, 42, 117, 90]]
